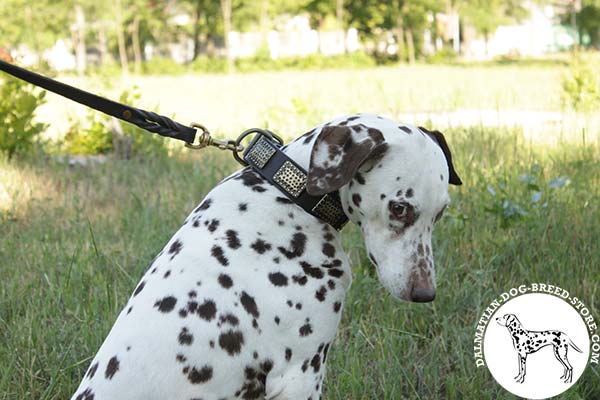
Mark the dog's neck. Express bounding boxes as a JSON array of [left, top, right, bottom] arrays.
[[282, 134, 354, 225]]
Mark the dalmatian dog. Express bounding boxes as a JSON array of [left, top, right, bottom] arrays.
[[496, 313, 583, 383], [71, 114, 462, 400]]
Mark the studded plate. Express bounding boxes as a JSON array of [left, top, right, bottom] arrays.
[[245, 136, 276, 169], [273, 161, 307, 198], [312, 194, 347, 229]]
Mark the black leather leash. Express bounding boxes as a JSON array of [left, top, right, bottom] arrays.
[[0, 60, 348, 230], [0, 60, 197, 144]]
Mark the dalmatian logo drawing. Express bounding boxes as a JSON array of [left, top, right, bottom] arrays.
[[496, 313, 583, 384]]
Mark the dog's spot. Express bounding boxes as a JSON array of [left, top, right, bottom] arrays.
[[251, 239, 272, 254], [315, 286, 327, 302], [75, 388, 95, 400], [219, 330, 245, 356], [218, 273, 233, 289], [277, 233, 307, 259], [352, 194, 362, 207], [211, 245, 229, 266], [187, 365, 213, 384], [133, 281, 145, 296], [197, 300, 217, 321], [219, 313, 240, 326], [299, 319, 313, 337], [333, 302, 342, 313], [285, 347, 292, 361], [292, 274, 308, 285], [274, 316, 280, 325], [86, 362, 99, 379], [328, 268, 344, 278], [399, 126, 412, 134], [154, 296, 177, 313], [322, 243, 336, 258], [276, 196, 293, 204], [240, 291, 260, 318], [406, 188, 414, 198], [380, 193, 386, 199], [179, 327, 194, 345], [194, 198, 212, 213], [105, 356, 119, 379], [268, 272, 288, 287], [168, 240, 183, 259], [226, 230, 241, 249], [239, 203, 248, 212], [208, 219, 220, 233], [354, 172, 365, 185], [300, 261, 324, 279], [311, 353, 321, 372]]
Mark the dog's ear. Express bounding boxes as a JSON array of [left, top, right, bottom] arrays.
[[306, 124, 388, 196], [419, 127, 462, 186]]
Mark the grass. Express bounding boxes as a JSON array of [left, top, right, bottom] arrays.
[[36, 64, 566, 141], [1, 65, 599, 399]]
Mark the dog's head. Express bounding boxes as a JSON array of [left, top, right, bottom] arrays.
[[306, 115, 462, 302], [496, 314, 519, 327]]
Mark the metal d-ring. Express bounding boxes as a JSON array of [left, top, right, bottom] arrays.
[[186, 123, 245, 152], [233, 128, 284, 166]]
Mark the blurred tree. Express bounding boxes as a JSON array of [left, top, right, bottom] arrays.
[[180, 0, 221, 60], [345, 0, 442, 63], [461, 0, 528, 56], [0, 0, 73, 65], [559, 0, 600, 47]]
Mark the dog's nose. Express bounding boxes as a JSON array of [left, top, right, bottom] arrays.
[[410, 287, 436, 302]]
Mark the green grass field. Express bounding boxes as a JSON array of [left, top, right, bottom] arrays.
[[1, 65, 599, 399]]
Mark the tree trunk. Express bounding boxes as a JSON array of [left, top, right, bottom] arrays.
[[484, 32, 489, 58], [406, 28, 415, 64], [192, 0, 202, 61], [98, 24, 108, 66], [220, 0, 233, 74], [395, 15, 406, 62], [132, 14, 142, 73], [74, 5, 87, 76], [116, 0, 129, 74], [337, 0, 346, 53]]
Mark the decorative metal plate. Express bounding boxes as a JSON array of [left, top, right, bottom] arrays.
[[312, 194, 347, 229], [246, 136, 276, 169], [273, 161, 307, 198]]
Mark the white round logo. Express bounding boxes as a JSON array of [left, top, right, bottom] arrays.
[[483, 293, 590, 399]]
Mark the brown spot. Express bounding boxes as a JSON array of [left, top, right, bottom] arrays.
[[133, 281, 145, 296], [211, 245, 229, 266], [218, 330, 245, 356], [240, 291, 260, 318], [197, 300, 217, 321], [251, 239, 272, 254], [105, 356, 119, 379], [277, 233, 307, 259], [225, 230, 241, 249], [218, 273, 233, 289], [187, 365, 213, 384], [86, 362, 99, 379], [179, 327, 193, 345], [299, 320, 313, 337], [154, 296, 177, 313], [268, 272, 288, 287]]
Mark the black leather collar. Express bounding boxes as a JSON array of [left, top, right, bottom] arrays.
[[243, 133, 348, 230]]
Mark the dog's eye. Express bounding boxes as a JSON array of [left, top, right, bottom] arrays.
[[391, 202, 408, 218]]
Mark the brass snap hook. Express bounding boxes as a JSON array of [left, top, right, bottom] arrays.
[[186, 123, 245, 153]]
